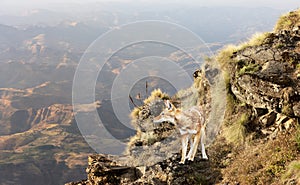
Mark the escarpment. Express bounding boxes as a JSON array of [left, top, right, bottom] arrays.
[[67, 9, 300, 185]]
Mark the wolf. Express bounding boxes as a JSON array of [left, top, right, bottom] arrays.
[[153, 100, 208, 164]]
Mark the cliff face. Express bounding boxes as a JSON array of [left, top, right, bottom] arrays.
[[66, 10, 300, 185]]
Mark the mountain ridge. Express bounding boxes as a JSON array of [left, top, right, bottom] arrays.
[[66, 8, 300, 185]]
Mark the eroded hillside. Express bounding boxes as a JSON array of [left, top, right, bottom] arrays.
[[0, 85, 95, 185]]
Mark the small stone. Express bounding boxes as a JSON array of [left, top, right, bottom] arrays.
[[261, 129, 272, 135], [227, 153, 233, 158], [259, 111, 277, 127], [283, 119, 294, 130], [269, 128, 279, 139], [136, 166, 146, 176], [292, 26, 300, 32]]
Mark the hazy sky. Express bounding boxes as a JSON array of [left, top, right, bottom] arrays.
[[1, 0, 299, 8], [1, 0, 300, 12]]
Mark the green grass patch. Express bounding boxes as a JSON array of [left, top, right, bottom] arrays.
[[223, 113, 249, 144], [266, 164, 285, 177], [238, 63, 260, 76]]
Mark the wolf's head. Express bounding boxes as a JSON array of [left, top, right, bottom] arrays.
[[153, 100, 177, 124]]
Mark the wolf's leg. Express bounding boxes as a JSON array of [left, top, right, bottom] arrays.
[[179, 134, 189, 164], [190, 131, 201, 161], [186, 135, 194, 160], [200, 127, 208, 159]]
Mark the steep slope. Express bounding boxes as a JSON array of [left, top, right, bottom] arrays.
[[213, 9, 300, 184], [66, 9, 300, 185]]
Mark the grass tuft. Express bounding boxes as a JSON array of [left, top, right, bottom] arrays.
[[216, 45, 238, 70], [143, 89, 169, 105], [130, 107, 141, 120], [281, 160, 300, 183], [238, 63, 260, 76], [239, 32, 271, 50], [275, 10, 300, 32]]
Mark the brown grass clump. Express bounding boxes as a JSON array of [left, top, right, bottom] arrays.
[[238, 32, 271, 50], [129, 107, 141, 120], [216, 45, 238, 71], [282, 160, 300, 184], [129, 88, 169, 125], [143, 89, 169, 105], [275, 9, 300, 32]]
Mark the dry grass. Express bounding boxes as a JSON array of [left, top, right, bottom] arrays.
[[275, 9, 300, 32], [216, 44, 238, 71], [207, 10, 300, 184], [216, 32, 270, 78], [215, 28, 272, 145], [247, 32, 271, 46], [175, 86, 199, 110], [222, 113, 248, 144], [239, 32, 271, 50], [129, 89, 169, 129], [143, 89, 169, 105], [126, 129, 160, 150], [220, 130, 298, 185], [216, 33, 268, 69], [282, 160, 300, 184], [129, 107, 141, 120]]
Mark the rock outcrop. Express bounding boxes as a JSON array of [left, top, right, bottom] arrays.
[[231, 28, 300, 117], [65, 152, 221, 185], [66, 154, 143, 185]]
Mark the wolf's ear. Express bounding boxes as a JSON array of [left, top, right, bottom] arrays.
[[165, 100, 173, 110]]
